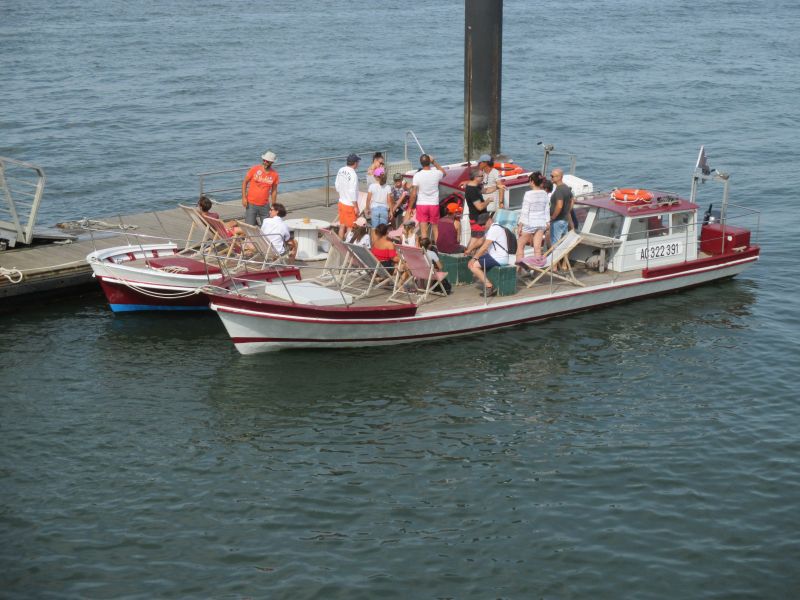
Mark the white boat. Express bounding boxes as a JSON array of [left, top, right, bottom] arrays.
[[87, 242, 300, 312], [206, 148, 760, 353]]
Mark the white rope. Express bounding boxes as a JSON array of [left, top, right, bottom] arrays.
[[1, 267, 23, 283], [9, 259, 87, 275], [117, 278, 202, 299]]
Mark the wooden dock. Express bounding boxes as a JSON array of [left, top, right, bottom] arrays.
[[0, 186, 339, 304]]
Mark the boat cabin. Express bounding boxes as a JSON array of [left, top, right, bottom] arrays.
[[572, 191, 699, 272]]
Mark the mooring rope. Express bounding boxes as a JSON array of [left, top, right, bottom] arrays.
[[57, 218, 139, 231], [1, 267, 24, 283]]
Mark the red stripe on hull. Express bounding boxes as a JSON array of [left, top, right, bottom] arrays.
[[643, 246, 760, 278], [212, 294, 418, 319]]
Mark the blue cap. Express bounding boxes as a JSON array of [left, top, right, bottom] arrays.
[[347, 153, 361, 164], [478, 154, 493, 164]]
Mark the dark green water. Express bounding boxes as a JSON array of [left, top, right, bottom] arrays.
[[3, 0, 799, 597], [3, 277, 797, 598]]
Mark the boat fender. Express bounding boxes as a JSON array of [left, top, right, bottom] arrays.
[[612, 188, 654, 204]]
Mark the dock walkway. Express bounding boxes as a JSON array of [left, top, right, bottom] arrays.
[[0, 187, 338, 302]]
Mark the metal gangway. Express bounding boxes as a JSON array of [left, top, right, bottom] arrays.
[[0, 156, 46, 248]]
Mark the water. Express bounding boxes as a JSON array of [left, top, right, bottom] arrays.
[[2, 0, 799, 597]]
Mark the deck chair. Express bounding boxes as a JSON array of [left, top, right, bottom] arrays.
[[356, 191, 368, 215], [178, 204, 213, 251], [344, 242, 397, 297], [390, 245, 448, 304], [314, 228, 357, 287], [199, 213, 245, 260], [235, 221, 289, 268], [519, 230, 585, 288]]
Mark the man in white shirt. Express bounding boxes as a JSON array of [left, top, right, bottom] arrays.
[[259, 202, 297, 261], [335, 153, 361, 239], [468, 212, 511, 297], [408, 154, 446, 241]]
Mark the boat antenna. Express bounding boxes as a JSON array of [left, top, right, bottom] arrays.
[[690, 146, 730, 225]]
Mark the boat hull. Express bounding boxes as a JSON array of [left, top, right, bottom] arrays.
[[96, 277, 210, 312], [209, 249, 759, 354], [87, 243, 300, 312]]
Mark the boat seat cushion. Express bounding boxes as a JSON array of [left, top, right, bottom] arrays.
[[147, 256, 222, 275]]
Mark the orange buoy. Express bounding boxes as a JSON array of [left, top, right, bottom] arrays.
[[494, 162, 525, 176], [612, 188, 654, 204]]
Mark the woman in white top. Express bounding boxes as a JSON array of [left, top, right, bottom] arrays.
[[366, 169, 391, 227], [345, 218, 371, 248], [401, 221, 418, 247], [516, 171, 550, 265]]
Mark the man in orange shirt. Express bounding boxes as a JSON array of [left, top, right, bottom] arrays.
[[242, 150, 280, 225]]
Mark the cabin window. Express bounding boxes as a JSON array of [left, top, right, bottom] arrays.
[[671, 212, 691, 235], [589, 209, 624, 238], [505, 184, 527, 210], [628, 214, 668, 241]]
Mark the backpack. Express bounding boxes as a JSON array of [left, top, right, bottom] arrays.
[[492, 224, 517, 255]]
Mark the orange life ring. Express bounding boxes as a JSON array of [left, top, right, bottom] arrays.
[[494, 162, 525, 176], [612, 188, 654, 204]]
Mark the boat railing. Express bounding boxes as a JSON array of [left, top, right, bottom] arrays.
[[602, 201, 761, 271], [195, 149, 390, 209], [0, 156, 46, 248], [537, 142, 577, 177]]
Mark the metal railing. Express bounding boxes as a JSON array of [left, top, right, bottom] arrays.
[[196, 149, 389, 209], [0, 156, 46, 247]]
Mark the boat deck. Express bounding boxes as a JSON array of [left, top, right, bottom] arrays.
[[227, 259, 643, 313]]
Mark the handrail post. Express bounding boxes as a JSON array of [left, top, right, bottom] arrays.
[[325, 159, 331, 207]]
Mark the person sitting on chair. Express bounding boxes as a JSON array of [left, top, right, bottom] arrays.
[[436, 202, 465, 254], [259, 202, 297, 262], [468, 213, 511, 297], [345, 217, 371, 248], [371, 223, 399, 270], [197, 195, 241, 238], [420, 237, 452, 294]]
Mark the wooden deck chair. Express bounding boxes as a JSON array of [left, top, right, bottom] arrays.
[[199, 213, 243, 260], [357, 191, 368, 215], [344, 242, 397, 297], [519, 230, 585, 288], [314, 228, 358, 287], [178, 204, 213, 251], [390, 245, 449, 305], [235, 221, 289, 268]]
